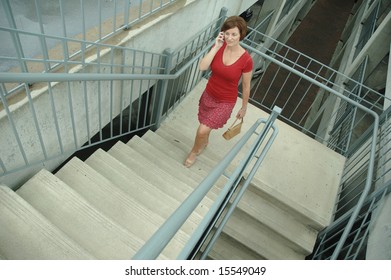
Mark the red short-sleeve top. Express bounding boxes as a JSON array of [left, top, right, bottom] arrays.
[[205, 42, 253, 103]]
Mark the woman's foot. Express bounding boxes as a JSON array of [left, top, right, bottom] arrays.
[[184, 152, 198, 168]]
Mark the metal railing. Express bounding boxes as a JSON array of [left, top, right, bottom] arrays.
[[0, 0, 177, 74], [0, 13, 225, 177]]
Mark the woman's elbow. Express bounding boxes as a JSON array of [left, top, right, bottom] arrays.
[[199, 64, 208, 71]]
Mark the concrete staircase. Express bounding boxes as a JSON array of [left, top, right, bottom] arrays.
[[0, 79, 346, 260]]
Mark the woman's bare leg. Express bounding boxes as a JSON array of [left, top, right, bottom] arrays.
[[184, 124, 212, 167]]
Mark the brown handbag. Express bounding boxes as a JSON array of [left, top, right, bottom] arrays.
[[222, 118, 243, 140]]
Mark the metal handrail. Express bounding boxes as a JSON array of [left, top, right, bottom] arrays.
[[0, 44, 214, 84], [133, 106, 281, 260]]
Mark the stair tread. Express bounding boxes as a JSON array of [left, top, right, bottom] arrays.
[[55, 157, 171, 260], [108, 141, 213, 216], [224, 208, 305, 260], [238, 187, 318, 254], [84, 148, 192, 258], [156, 124, 219, 170], [16, 170, 142, 260], [0, 185, 94, 260], [205, 232, 265, 260], [139, 131, 208, 181], [127, 135, 227, 194]]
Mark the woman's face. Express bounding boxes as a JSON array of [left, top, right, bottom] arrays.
[[223, 27, 241, 46]]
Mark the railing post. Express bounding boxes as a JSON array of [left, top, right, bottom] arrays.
[[215, 7, 228, 37], [3, 0, 28, 73], [124, 0, 131, 30], [152, 48, 174, 130]]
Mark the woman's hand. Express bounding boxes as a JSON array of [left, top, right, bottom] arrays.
[[236, 106, 247, 119], [215, 32, 224, 48]]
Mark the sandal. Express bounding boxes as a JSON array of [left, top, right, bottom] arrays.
[[184, 152, 197, 168]]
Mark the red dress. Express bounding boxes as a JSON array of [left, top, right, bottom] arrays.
[[198, 43, 253, 129]]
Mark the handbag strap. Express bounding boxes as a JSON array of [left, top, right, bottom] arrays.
[[229, 117, 243, 129]]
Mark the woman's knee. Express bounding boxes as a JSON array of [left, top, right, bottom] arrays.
[[197, 124, 212, 137]]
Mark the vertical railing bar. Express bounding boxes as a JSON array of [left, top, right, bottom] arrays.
[[351, 199, 376, 259], [119, 50, 125, 135], [128, 50, 136, 131], [296, 85, 321, 127], [261, 63, 283, 104], [0, 157, 7, 174], [119, 82, 124, 135], [113, 0, 118, 33], [83, 80, 91, 145], [291, 64, 324, 121], [153, 48, 173, 129], [270, 51, 301, 109], [149, 0, 154, 13], [59, 0, 68, 38], [311, 232, 328, 259], [81, 0, 86, 42], [143, 54, 155, 127], [47, 83, 64, 153], [261, 46, 290, 103], [97, 46, 103, 141], [138, 0, 142, 19], [35, 0, 50, 71], [66, 79, 78, 149], [136, 52, 147, 130], [98, 0, 102, 40], [3, 0, 28, 73], [124, 0, 130, 29], [109, 49, 115, 137]]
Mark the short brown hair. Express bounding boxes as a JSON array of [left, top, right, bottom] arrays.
[[221, 16, 248, 41]]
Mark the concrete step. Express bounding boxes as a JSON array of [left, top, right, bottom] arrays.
[[16, 170, 140, 259], [108, 141, 212, 217], [223, 208, 306, 259], [202, 232, 265, 260], [238, 185, 318, 255], [84, 148, 190, 258], [140, 130, 210, 181], [127, 135, 226, 197], [156, 123, 219, 171], [0, 185, 94, 260], [55, 157, 154, 257]]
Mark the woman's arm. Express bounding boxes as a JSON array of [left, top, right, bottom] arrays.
[[199, 32, 224, 71], [236, 70, 252, 119]]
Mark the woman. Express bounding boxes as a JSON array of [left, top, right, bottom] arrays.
[[184, 16, 253, 167]]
